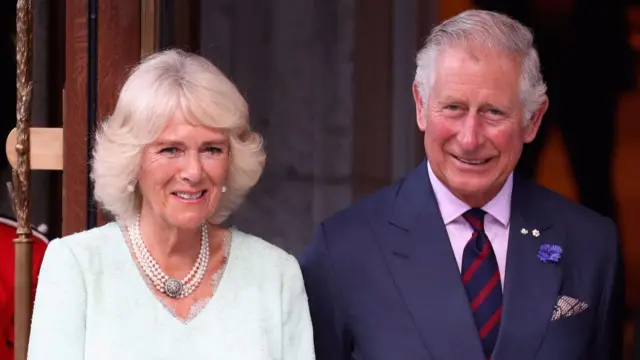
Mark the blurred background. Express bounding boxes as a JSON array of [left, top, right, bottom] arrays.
[[2, 0, 640, 357]]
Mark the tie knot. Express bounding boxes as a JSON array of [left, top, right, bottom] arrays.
[[462, 208, 486, 232]]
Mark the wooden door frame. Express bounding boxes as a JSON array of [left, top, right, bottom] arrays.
[[62, 0, 200, 235], [63, 0, 141, 235]]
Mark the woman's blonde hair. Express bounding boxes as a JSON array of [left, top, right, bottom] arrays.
[[91, 49, 265, 224]]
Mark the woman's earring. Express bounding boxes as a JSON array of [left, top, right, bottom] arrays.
[[126, 184, 135, 192], [221, 185, 227, 193]]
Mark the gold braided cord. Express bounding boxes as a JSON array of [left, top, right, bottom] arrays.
[[13, 0, 32, 239], [13, 2, 34, 358]]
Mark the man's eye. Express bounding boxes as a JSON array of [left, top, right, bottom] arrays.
[[444, 104, 462, 111]]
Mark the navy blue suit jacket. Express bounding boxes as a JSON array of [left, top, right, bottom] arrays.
[[299, 160, 624, 360]]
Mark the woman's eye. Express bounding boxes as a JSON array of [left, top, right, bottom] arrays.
[[159, 147, 180, 155], [205, 146, 223, 154]]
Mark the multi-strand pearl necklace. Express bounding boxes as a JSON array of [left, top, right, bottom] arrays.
[[128, 216, 209, 299]]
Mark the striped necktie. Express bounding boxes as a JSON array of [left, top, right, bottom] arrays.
[[461, 208, 502, 358]]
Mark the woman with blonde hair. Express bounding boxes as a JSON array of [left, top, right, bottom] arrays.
[[27, 49, 315, 359]]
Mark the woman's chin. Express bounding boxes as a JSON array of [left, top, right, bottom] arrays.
[[140, 202, 214, 231], [166, 213, 210, 231]]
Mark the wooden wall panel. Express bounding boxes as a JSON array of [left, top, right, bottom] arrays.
[[63, 1, 140, 235], [63, 0, 88, 235], [95, 2, 141, 226]]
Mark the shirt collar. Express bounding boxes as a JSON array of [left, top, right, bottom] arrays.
[[427, 161, 512, 227]]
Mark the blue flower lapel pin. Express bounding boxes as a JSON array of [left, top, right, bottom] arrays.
[[538, 244, 562, 264]]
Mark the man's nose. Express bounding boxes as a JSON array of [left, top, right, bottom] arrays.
[[457, 113, 483, 150]]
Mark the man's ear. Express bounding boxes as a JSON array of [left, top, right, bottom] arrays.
[[413, 82, 427, 131], [523, 96, 549, 143]]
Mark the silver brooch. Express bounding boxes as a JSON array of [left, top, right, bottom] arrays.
[[164, 279, 183, 299]]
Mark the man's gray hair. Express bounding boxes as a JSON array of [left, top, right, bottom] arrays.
[[415, 10, 547, 121]]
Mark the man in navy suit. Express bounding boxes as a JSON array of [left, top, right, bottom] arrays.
[[299, 10, 624, 360]]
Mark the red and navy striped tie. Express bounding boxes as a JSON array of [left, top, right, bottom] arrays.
[[461, 208, 502, 359]]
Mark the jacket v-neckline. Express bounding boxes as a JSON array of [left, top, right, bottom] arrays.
[[116, 222, 235, 326]]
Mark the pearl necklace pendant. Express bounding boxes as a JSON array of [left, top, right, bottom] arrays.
[[128, 215, 209, 299]]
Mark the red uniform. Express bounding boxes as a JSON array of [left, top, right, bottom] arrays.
[[0, 217, 48, 360]]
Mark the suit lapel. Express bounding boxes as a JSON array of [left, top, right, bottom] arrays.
[[373, 161, 485, 360], [492, 176, 564, 360]]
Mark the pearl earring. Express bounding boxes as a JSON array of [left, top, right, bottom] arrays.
[[126, 184, 135, 192], [221, 186, 227, 193]]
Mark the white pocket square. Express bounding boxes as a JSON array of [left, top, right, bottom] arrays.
[[551, 295, 588, 321]]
